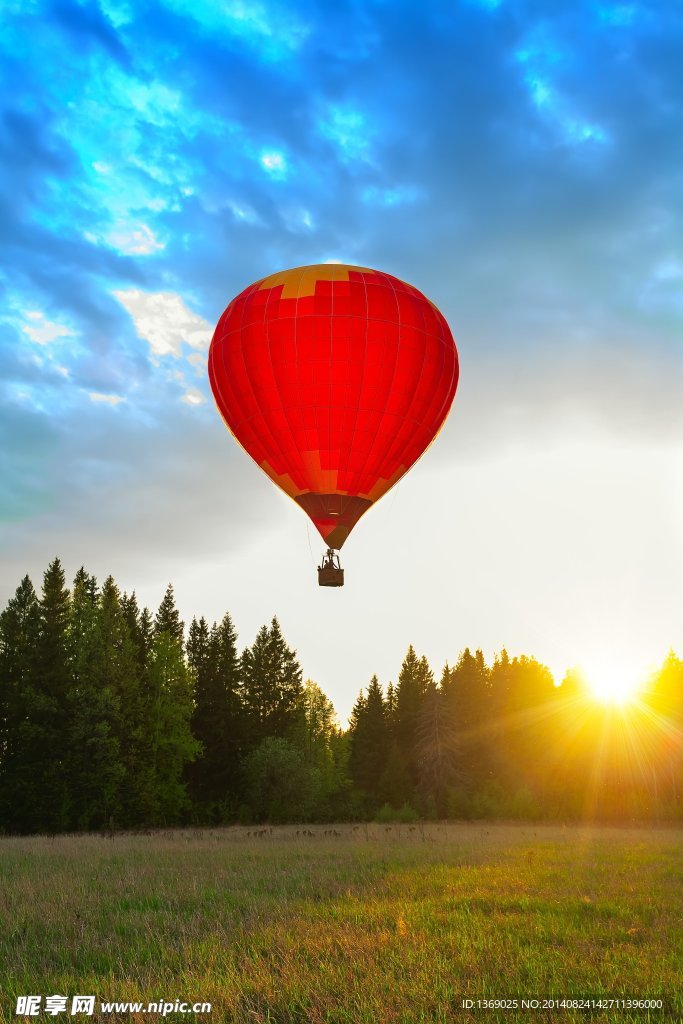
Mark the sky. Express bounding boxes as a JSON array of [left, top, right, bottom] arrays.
[[1, 0, 682, 723]]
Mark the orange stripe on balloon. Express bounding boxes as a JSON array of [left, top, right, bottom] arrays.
[[256, 264, 376, 299]]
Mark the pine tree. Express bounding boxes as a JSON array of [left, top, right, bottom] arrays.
[[326, 727, 353, 819], [187, 616, 211, 681], [393, 646, 433, 800], [112, 591, 159, 826], [66, 575, 128, 830], [415, 678, 460, 813], [240, 618, 304, 744], [0, 576, 40, 831], [490, 651, 530, 791], [30, 559, 72, 831], [121, 591, 154, 670], [187, 613, 243, 819], [417, 655, 435, 692], [155, 584, 184, 644], [443, 647, 491, 790], [644, 652, 683, 808], [385, 681, 397, 727], [140, 586, 200, 824], [349, 675, 389, 806]]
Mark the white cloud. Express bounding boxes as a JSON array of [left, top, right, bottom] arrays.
[[597, 4, 637, 27], [182, 388, 206, 406], [259, 150, 287, 177], [280, 205, 314, 232], [519, 55, 609, 148], [88, 392, 125, 405], [361, 185, 422, 207], [113, 289, 213, 358], [187, 352, 207, 374], [107, 223, 165, 255], [160, 0, 310, 57], [98, 0, 132, 28], [318, 106, 372, 163], [654, 259, 683, 282], [228, 200, 263, 224], [22, 311, 74, 346]]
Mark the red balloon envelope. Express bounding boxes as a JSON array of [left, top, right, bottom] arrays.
[[208, 264, 459, 550]]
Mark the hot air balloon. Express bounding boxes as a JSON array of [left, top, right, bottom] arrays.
[[208, 264, 459, 586]]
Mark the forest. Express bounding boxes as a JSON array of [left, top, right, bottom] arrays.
[[0, 559, 681, 834]]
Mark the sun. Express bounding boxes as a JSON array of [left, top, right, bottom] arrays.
[[580, 655, 643, 705]]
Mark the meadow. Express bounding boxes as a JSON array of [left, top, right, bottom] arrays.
[[1, 823, 681, 1023]]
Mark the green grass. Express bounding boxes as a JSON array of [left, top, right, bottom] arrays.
[[1, 823, 681, 1022]]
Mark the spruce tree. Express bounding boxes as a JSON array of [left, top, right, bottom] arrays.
[[121, 591, 154, 670], [0, 576, 40, 831], [115, 592, 158, 825], [645, 652, 683, 808], [385, 681, 397, 725], [443, 647, 492, 790], [415, 678, 460, 813], [187, 613, 243, 819], [155, 583, 184, 643], [506, 655, 563, 804], [67, 575, 128, 830], [240, 618, 304, 744], [488, 649, 524, 791], [394, 646, 433, 801], [30, 559, 72, 831], [349, 675, 389, 807], [140, 586, 200, 824]]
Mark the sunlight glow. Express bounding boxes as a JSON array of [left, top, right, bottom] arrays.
[[580, 655, 644, 705]]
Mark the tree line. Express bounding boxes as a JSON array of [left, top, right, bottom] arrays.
[[0, 559, 681, 833]]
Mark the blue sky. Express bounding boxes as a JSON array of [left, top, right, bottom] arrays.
[[2, 0, 682, 720]]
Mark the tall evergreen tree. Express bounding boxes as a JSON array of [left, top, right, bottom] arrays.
[[155, 584, 184, 643], [415, 677, 460, 812], [66, 575, 128, 830], [393, 646, 433, 800], [385, 681, 397, 725], [490, 653, 556, 794], [645, 652, 683, 807], [349, 675, 389, 806], [111, 591, 159, 825], [240, 617, 303, 744], [187, 615, 211, 678], [187, 612, 243, 818], [443, 647, 491, 789], [0, 576, 40, 831], [30, 559, 72, 831], [121, 591, 154, 670], [140, 586, 200, 824]]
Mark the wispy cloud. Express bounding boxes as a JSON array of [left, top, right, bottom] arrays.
[[112, 290, 212, 358], [88, 391, 126, 405], [21, 311, 74, 346]]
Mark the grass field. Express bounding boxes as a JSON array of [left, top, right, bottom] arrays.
[[1, 822, 681, 1023]]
